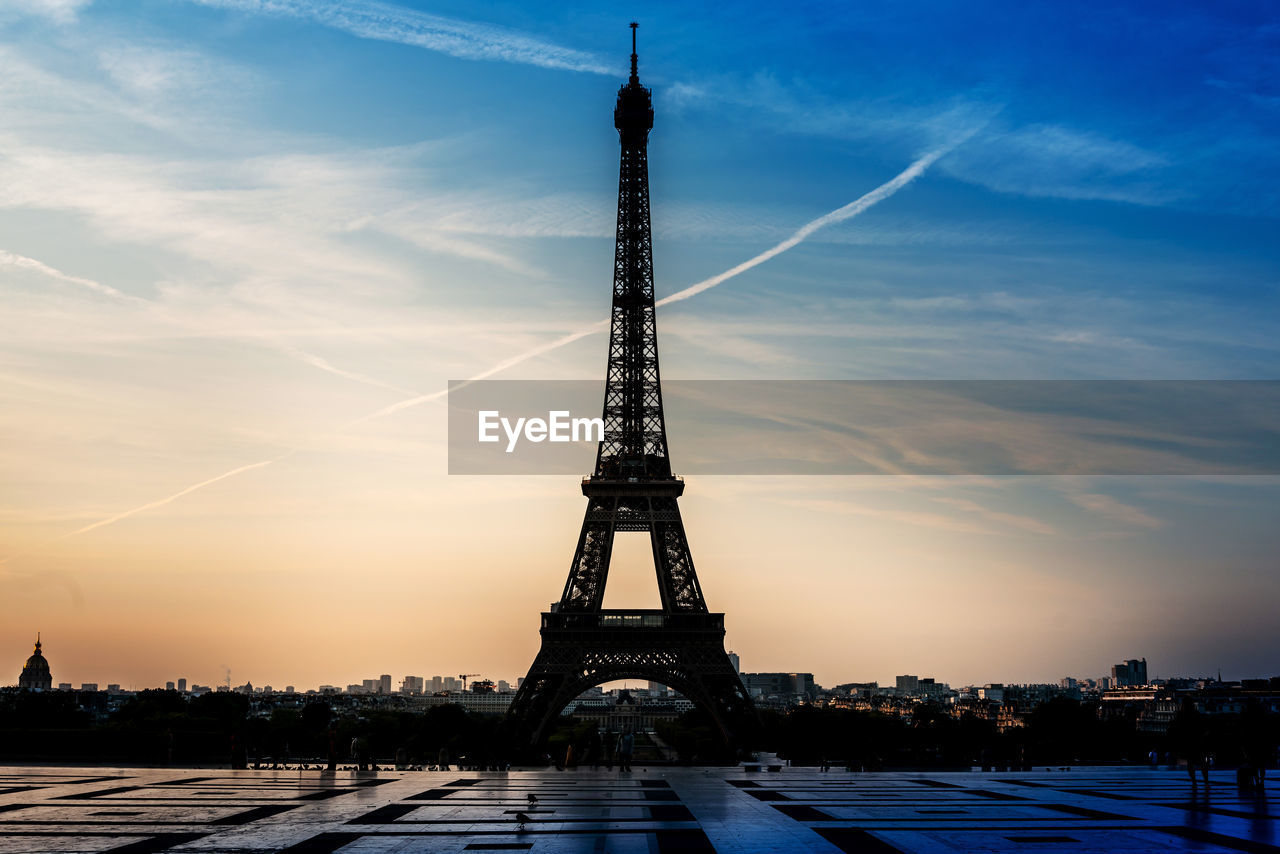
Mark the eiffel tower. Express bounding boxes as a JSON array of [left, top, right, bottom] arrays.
[[508, 24, 756, 750]]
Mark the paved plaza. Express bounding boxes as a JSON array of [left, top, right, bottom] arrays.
[[0, 765, 1275, 852]]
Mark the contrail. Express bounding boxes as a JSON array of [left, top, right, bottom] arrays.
[[275, 344, 424, 397], [655, 141, 959, 308], [49, 143, 960, 540], [65, 457, 289, 537], [0, 249, 145, 303], [344, 323, 608, 427], [188, 0, 615, 75]]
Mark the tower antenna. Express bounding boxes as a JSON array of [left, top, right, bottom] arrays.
[[629, 22, 639, 83]]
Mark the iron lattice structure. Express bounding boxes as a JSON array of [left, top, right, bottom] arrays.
[[508, 25, 757, 750]]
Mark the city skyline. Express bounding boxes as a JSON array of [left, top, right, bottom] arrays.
[[7, 632, 1255, 695], [2, 1, 1279, 692]]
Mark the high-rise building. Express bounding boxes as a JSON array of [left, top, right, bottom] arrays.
[[379, 674, 392, 695], [431, 676, 444, 694], [178, 678, 187, 692], [896, 675, 919, 694], [497, 680, 511, 693], [727, 651, 740, 674], [1110, 659, 1148, 687], [166, 681, 175, 691], [401, 675, 424, 694]]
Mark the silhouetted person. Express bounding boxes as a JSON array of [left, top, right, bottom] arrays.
[[230, 733, 248, 770], [351, 736, 371, 771], [602, 731, 616, 770], [1170, 697, 1210, 791], [618, 731, 634, 772], [1242, 699, 1272, 790]]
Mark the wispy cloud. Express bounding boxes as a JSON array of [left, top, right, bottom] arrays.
[[0, 249, 142, 302], [29, 142, 964, 543], [3, 0, 90, 24], [1060, 482, 1165, 530], [189, 0, 615, 74]]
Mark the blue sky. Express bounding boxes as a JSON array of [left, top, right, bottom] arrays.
[[0, 0, 1277, 689]]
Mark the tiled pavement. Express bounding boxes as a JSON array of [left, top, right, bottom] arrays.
[[0, 765, 1275, 852]]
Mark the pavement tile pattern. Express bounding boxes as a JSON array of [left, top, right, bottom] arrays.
[[0, 766, 1275, 852]]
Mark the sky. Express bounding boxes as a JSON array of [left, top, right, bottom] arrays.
[[1, 0, 1278, 692]]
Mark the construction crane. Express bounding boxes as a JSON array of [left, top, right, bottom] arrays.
[[459, 674, 480, 692]]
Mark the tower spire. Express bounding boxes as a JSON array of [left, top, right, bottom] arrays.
[[629, 22, 639, 84], [508, 26, 757, 753]]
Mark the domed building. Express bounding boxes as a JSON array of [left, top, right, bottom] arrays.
[[18, 634, 52, 692]]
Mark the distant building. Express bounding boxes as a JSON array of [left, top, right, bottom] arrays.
[[497, 680, 511, 693], [178, 678, 187, 692], [1111, 658, 1148, 687], [401, 675, 424, 694], [80, 683, 98, 692], [166, 681, 175, 691], [379, 674, 392, 695], [431, 676, 444, 693], [741, 672, 816, 702], [896, 675, 919, 694], [57, 682, 72, 691], [977, 684, 1004, 702], [18, 635, 52, 691], [727, 651, 740, 674]]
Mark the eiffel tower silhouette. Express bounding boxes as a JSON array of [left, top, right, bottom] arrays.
[[508, 24, 757, 750]]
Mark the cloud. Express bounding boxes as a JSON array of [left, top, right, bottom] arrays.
[[663, 70, 1182, 207], [1061, 485, 1165, 530], [3, 0, 90, 24], [188, 0, 615, 74], [31, 143, 964, 541], [941, 123, 1177, 205], [0, 249, 141, 302]]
